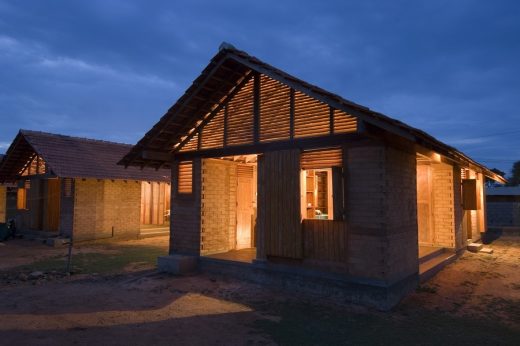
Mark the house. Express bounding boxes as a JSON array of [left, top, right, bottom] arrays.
[[486, 186, 520, 235], [0, 130, 171, 242], [120, 44, 505, 308]]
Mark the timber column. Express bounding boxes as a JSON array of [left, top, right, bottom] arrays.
[[169, 157, 202, 256]]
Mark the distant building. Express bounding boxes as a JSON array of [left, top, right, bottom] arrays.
[[0, 130, 171, 241], [486, 186, 520, 233]]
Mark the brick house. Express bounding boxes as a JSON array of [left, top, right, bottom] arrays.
[[120, 44, 505, 308], [0, 130, 170, 241]]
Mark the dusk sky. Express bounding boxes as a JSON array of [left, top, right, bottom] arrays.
[[1, 1, 519, 175]]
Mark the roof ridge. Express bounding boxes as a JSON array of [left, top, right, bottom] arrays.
[[20, 129, 133, 147]]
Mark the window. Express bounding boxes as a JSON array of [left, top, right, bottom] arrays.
[[63, 178, 73, 197], [177, 161, 193, 194], [300, 148, 343, 220], [303, 169, 333, 219]]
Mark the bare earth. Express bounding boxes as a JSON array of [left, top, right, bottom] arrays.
[[0, 235, 519, 345]]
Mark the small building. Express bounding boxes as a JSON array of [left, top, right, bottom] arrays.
[[120, 44, 505, 308], [0, 130, 171, 241], [486, 186, 520, 234]]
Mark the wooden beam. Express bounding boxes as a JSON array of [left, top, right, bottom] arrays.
[[141, 150, 172, 161], [290, 88, 295, 140], [223, 104, 228, 147], [329, 106, 334, 135], [174, 133, 364, 160], [253, 72, 260, 144]]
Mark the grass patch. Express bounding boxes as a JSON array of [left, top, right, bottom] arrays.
[[17, 245, 167, 274], [253, 301, 520, 345]]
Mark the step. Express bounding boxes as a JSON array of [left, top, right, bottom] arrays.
[[419, 247, 445, 264], [419, 251, 457, 283], [467, 242, 483, 253]]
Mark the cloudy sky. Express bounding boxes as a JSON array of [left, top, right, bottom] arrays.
[[1, 0, 519, 174]]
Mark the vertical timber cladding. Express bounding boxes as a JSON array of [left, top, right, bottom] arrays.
[[258, 149, 302, 259], [300, 148, 347, 264], [177, 73, 357, 152]]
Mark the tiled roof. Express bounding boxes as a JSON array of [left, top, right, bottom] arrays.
[[0, 130, 170, 182]]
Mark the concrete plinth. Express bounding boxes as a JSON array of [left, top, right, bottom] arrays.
[[158, 254, 198, 275], [46, 238, 71, 247]]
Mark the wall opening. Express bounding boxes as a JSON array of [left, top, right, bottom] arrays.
[[201, 155, 258, 263], [140, 181, 171, 235]]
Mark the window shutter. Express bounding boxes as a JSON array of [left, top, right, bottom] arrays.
[[332, 166, 344, 220], [178, 161, 193, 194], [462, 179, 477, 210], [300, 148, 342, 170]]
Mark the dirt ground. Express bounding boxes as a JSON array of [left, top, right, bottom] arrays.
[[0, 235, 519, 345]]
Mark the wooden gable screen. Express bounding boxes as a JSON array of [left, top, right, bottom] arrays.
[[178, 73, 357, 153]]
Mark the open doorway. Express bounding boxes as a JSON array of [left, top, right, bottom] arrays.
[[201, 155, 257, 263], [140, 182, 170, 236]]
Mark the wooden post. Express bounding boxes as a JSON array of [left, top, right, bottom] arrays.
[[329, 106, 334, 135], [253, 72, 260, 144], [223, 105, 228, 147], [289, 88, 295, 140]]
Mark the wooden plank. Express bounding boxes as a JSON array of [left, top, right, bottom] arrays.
[[253, 72, 260, 143], [174, 132, 362, 161], [261, 149, 302, 259]]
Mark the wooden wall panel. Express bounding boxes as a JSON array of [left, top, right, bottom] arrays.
[[303, 219, 347, 263], [201, 108, 225, 149], [45, 178, 60, 232], [140, 182, 170, 225], [333, 109, 357, 134], [294, 91, 330, 138], [259, 75, 291, 142], [227, 78, 254, 145], [258, 149, 302, 259]]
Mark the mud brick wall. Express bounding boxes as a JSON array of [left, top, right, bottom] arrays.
[[383, 146, 418, 283], [73, 179, 140, 241], [200, 159, 238, 255], [346, 143, 418, 284], [431, 163, 455, 248], [170, 158, 202, 255]]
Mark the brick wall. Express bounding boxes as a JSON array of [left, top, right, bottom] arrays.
[[170, 158, 202, 255], [73, 179, 140, 241], [200, 159, 238, 255], [345, 143, 418, 283], [431, 163, 455, 248], [0, 185, 6, 223]]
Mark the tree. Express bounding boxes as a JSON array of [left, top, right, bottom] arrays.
[[506, 161, 520, 186], [486, 168, 506, 187]]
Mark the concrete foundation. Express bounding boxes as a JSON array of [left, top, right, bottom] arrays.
[[198, 256, 418, 311], [158, 254, 198, 275]]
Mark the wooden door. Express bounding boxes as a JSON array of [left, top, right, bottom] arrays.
[[417, 165, 434, 244], [236, 166, 254, 249], [46, 179, 61, 232]]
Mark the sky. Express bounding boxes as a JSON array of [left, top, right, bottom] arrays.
[[0, 0, 519, 175]]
